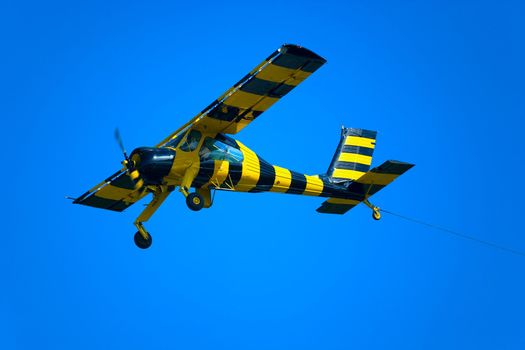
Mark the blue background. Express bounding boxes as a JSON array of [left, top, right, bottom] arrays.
[[2, 1, 524, 349]]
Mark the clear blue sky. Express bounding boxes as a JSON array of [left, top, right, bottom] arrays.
[[2, 1, 524, 349]]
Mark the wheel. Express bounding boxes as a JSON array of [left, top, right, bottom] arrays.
[[134, 231, 152, 249], [186, 192, 204, 211], [372, 207, 381, 221]]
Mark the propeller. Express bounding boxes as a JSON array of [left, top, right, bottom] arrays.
[[114, 128, 143, 190], [115, 128, 131, 167]]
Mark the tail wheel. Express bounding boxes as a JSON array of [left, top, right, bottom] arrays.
[[372, 207, 381, 221], [186, 192, 204, 211], [134, 231, 152, 249]]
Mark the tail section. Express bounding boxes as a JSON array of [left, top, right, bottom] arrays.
[[318, 126, 414, 215], [327, 127, 377, 182]]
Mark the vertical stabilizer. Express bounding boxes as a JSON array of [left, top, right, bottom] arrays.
[[327, 127, 377, 181]]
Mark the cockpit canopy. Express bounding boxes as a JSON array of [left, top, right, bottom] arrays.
[[164, 129, 244, 162]]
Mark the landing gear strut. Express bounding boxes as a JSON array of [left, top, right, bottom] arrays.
[[179, 166, 211, 212], [133, 186, 171, 249]]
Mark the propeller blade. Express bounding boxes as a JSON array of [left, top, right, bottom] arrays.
[[114, 128, 129, 161], [114, 128, 142, 190]]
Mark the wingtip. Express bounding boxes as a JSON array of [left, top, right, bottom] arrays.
[[280, 43, 327, 62]]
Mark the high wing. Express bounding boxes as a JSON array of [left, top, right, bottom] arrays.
[[157, 44, 326, 146], [73, 170, 148, 212]]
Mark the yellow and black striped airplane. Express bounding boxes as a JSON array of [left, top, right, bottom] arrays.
[[74, 44, 414, 249]]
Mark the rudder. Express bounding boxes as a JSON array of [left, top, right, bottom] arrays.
[[327, 127, 377, 182]]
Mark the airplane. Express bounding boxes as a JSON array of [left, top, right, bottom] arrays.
[[73, 44, 414, 249]]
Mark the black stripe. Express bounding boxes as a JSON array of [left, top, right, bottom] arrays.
[[81, 195, 129, 212], [273, 51, 325, 73], [320, 178, 364, 201], [347, 182, 386, 197], [234, 106, 256, 123], [301, 60, 325, 73], [271, 83, 295, 98], [208, 103, 241, 122], [192, 161, 215, 187], [248, 110, 262, 120], [334, 161, 370, 172], [240, 77, 295, 98], [272, 53, 309, 70], [228, 162, 243, 187], [343, 128, 377, 139], [286, 171, 307, 194], [320, 178, 346, 198], [371, 160, 415, 175], [341, 145, 374, 156], [111, 173, 137, 190], [251, 157, 275, 192], [282, 44, 325, 61], [317, 202, 355, 214]]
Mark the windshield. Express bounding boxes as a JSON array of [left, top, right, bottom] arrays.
[[180, 130, 202, 152], [199, 137, 243, 162], [165, 130, 188, 148]]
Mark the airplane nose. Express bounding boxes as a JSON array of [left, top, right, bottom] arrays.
[[129, 147, 175, 185], [130, 151, 141, 168]]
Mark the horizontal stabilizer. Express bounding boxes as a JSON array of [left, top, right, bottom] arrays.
[[346, 160, 414, 196], [316, 198, 360, 214], [316, 160, 414, 215]]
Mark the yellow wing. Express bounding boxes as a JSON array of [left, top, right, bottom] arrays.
[[74, 170, 148, 212], [157, 44, 326, 146]]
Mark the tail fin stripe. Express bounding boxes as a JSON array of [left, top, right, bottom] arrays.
[[333, 161, 370, 172], [341, 145, 374, 156], [345, 136, 376, 148], [332, 169, 366, 181], [350, 128, 377, 139], [338, 153, 372, 165]]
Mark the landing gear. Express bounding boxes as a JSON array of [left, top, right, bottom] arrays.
[[364, 199, 381, 221], [134, 231, 152, 249], [372, 207, 381, 221], [132, 185, 171, 249], [179, 166, 204, 212], [186, 192, 204, 211]]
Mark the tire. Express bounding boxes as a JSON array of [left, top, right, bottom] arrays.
[[186, 192, 204, 211], [134, 231, 153, 249], [372, 208, 381, 221]]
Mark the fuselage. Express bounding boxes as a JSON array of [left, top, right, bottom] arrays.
[[130, 131, 355, 201]]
